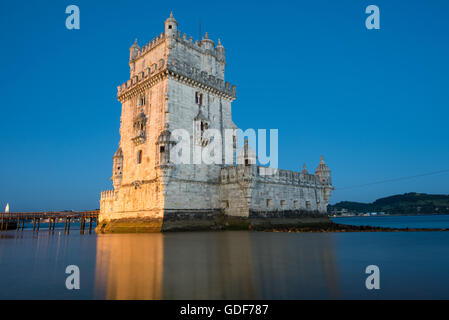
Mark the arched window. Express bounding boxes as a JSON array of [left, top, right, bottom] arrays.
[[132, 112, 147, 145]]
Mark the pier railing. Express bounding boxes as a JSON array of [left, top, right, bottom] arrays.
[[0, 210, 99, 234]]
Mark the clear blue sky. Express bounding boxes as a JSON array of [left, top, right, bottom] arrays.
[[1, 0, 448, 211]]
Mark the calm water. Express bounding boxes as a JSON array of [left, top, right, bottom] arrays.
[[0, 215, 448, 299]]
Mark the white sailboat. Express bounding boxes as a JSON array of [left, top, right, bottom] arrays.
[[4, 203, 9, 213]]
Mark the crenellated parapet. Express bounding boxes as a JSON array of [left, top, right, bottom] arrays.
[[119, 13, 233, 102], [129, 33, 166, 63], [117, 56, 236, 101], [130, 29, 225, 64], [166, 57, 236, 99], [172, 31, 226, 63]]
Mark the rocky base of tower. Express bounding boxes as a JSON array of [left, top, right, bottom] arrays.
[[248, 210, 332, 230], [96, 217, 164, 233], [96, 210, 333, 233]]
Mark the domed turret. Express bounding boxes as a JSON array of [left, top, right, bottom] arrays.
[[129, 38, 140, 61], [200, 32, 215, 50], [165, 12, 178, 38], [315, 155, 331, 185], [112, 147, 123, 189], [216, 38, 225, 63]]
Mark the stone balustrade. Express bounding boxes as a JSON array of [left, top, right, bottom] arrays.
[[101, 190, 115, 200], [220, 165, 329, 186]]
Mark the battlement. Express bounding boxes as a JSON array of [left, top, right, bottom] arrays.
[[130, 32, 166, 63], [119, 14, 230, 100], [220, 165, 330, 187], [174, 31, 225, 61], [131, 29, 224, 64], [117, 53, 236, 100]]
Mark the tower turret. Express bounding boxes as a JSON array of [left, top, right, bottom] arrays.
[[237, 138, 257, 165], [129, 39, 140, 62], [112, 147, 123, 189], [165, 12, 178, 38], [200, 32, 215, 51], [315, 155, 331, 185], [216, 38, 225, 63], [302, 163, 308, 174]]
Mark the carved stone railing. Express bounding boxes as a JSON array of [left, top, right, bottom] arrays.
[[220, 165, 331, 187], [101, 190, 115, 200]]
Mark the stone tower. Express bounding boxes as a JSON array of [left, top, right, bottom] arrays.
[[99, 13, 237, 232], [99, 14, 333, 233]]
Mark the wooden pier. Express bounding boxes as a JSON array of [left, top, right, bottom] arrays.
[[0, 211, 99, 234]]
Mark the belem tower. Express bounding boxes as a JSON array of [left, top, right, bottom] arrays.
[[98, 13, 333, 232]]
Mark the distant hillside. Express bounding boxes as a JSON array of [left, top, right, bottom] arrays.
[[328, 193, 449, 215]]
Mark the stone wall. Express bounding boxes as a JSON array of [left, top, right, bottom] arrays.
[[219, 165, 332, 218]]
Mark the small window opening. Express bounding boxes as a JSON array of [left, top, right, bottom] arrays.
[[137, 150, 142, 164], [195, 92, 203, 106]]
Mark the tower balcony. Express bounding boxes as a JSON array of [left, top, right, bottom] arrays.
[[132, 130, 146, 145]]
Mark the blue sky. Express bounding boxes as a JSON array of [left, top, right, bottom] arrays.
[[0, 0, 448, 211]]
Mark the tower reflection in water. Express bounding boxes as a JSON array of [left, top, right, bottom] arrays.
[[94, 231, 340, 299], [94, 233, 163, 299]]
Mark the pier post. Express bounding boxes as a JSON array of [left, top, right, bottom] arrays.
[[37, 218, 40, 231], [33, 218, 36, 232], [17, 218, 20, 231], [80, 217, 85, 234], [89, 217, 93, 234], [67, 217, 71, 233], [21, 219, 24, 231]]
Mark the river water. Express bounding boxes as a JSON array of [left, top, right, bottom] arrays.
[[0, 215, 448, 299]]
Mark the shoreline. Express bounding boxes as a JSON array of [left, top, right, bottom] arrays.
[[330, 213, 449, 218], [259, 222, 449, 233]]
